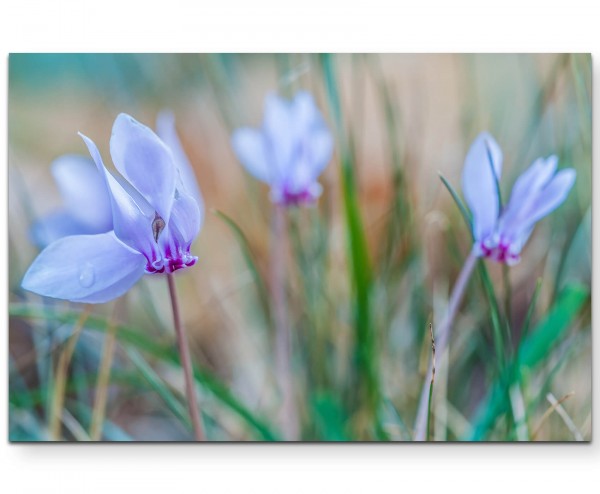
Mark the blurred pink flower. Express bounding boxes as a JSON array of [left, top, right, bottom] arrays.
[[231, 91, 333, 206]]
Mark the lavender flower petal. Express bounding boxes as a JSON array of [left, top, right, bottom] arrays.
[[51, 154, 113, 232], [501, 156, 558, 228], [501, 168, 576, 240], [263, 93, 295, 181], [231, 127, 272, 184], [285, 128, 333, 194], [166, 190, 202, 251], [461, 131, 503, 242], [110, 113, 177, 223], [31, 211, 102, 248], [79, 133, 159, 265], [155, 111, 204, 218], [22, 231, 146, 304]]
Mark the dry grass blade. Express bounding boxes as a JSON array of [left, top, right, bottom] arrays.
[[50, 306, 91, 440], [531, 391, 575, 440], [545, 392, 584, 441], [89, 300, 121, 441]]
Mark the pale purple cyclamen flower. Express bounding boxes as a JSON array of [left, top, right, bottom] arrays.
[[462, 132, 576, 265], [31, 155, 113, 247], [22, 112, 204, 304], [231, 91, 333, 206]]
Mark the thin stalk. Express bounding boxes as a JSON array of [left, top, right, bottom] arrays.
[[50, 306, 91, 440], [545, 392, 584, 441], [503, 264, 512, 326], [414, 252, 477, 441], [167, 273, 204, 441], [271, 204, 299, 440], [426, 323, 436, 441], [89, 300, 120, 441], [531, 392, 576, 440], [502, 264, 514, 357]]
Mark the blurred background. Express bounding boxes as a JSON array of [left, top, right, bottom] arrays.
[[8, 54, 591, 441]]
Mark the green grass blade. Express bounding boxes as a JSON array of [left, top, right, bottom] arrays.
[[438, 173, 473, 237], [517, 285, 588, 367], [125, 348, 190, 427], [466, 283, 588, 440], [320, 54, 380, 431], [9, 303, 279, 441], [477, 261, 507, 368], [211, 208, 271, 327], [520, 278, 542, 343], [310, 393, 349, 441]]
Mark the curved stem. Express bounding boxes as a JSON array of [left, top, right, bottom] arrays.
[[167, 273, 204, 441], [414, 252, 477, 441], [272, 204, 298, 440]]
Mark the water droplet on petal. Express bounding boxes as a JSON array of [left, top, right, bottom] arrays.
[[79, 262, 95, 288]]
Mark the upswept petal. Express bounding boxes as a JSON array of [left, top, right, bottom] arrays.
[[263, 93, 294, 183], [166, 189, 202, 250], [501, 168, 575, 240], [79, 133, 158, 263], [273, 93, 333, 193], [290, 93, 334, 188], [461, 132, 503, 241], [155, 111, 204, 220], [110, 113, 176, 222], [22, 231, 146, 304], [51, 155, 113, 231], [295, 127, 334, 190], [291, 91, 319, 134], [31, 211, 101, 248], [231, 127, 272, 184], [504, 156, 558, 215]]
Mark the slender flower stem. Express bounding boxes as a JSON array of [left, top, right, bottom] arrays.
[[50, 306, 91, 440], [272, 204, 299, 440], [414, 252, 477, 441], [166, 273, 204, 441], [89, 299, 120, 441], [426, 323, 436, 441]]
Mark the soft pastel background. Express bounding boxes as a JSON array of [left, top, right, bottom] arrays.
[[8, 54, 591, 441]]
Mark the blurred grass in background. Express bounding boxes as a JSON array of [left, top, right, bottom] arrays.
[[8, 54, 591, 441]]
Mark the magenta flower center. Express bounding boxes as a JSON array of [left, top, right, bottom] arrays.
[[478, 236, 520, 265], [145, 249, 197, 274], [144, 213, 197, 274]]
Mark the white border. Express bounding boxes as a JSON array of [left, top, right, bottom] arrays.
[[1, 1, 599, 492]]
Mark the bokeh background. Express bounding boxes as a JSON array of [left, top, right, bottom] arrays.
[[8, 54, 591, 441]]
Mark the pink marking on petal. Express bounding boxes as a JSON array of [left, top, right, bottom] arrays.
[[275, 186, 320, 207], [478, 238, 520, 266]]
